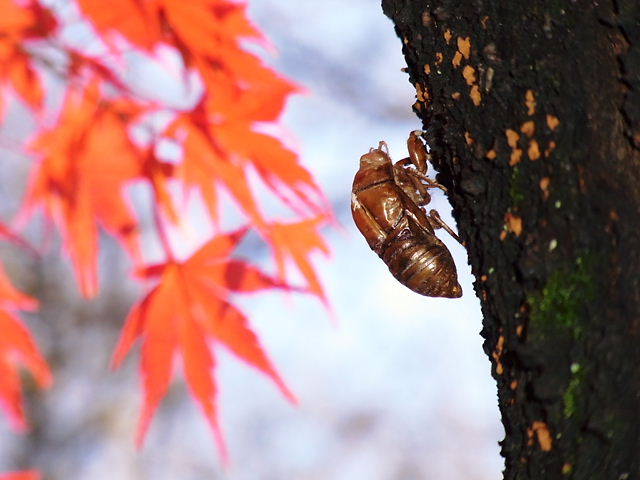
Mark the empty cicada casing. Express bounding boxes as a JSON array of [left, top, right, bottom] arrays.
[[351, 131, 462, 298]]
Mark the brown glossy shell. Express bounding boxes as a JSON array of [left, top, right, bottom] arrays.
[[351, 143, 462, 298], [380, 222, 461, 298]]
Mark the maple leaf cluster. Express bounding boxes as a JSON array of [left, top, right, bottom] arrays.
[[0, 0, 332, 468]]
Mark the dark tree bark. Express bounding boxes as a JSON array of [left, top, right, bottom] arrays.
[[381, 1, 640, 478]]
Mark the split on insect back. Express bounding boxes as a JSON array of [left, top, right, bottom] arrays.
[[351, 131, 463, 298]]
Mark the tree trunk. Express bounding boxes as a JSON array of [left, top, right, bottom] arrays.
[[381, 1, 640, 478]]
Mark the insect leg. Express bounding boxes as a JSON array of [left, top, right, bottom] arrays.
[[427, 209, 463, 245], [407, 130, 429, 173], [407, 169, 448, 192], [394, 158, 413, 168], [392, 161, 424, 206], [407, 173, 433, 207]]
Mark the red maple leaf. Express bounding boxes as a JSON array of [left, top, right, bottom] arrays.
[[77, 0, 267, 65], [165, 108, 267, 228], [75, 0, 161, 51], [0, 471, 40, 480], [0, 0, 57, 115], [0, 264, 51, 432], [112, 227, 298, 460], [262, 216, 331, 306], [23, 79, 145, 297], [4, 0, 333, 462]]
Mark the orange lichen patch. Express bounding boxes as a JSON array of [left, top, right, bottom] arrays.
[[464, 131, 474, 145], [499, 230, 507, 240], [480, 274, 488, 282], [528, 140, 541, 160], [451, 91, 461, 100], [424, 64, 431, 75], [505, 212, 523, 236], [435, 52, 444, 64], [415, 83, 425, 102], [462, 65, 476, 85], [562, 463, 573, 475], [546, 114, 560, 131], [505, 129, 520, 148], [520, 121, 535, 137], [509, 149, 522, 165], [444, 29, 452, 44], [539, 177, 551, 199], [452, 51, 463, 67], [516, 324, 524, 336], [457, 36, 471, 59], [510, 380, 518, 390], [460, 65, 481, 105], [486, 149, 497, 159], [529, 421, 553, 451], [525, 90, 536, 115], [492, 335, 505, 375], [544, 140, 557, 157], [504, 130, 522, 164], [470, 85, 481, 106]]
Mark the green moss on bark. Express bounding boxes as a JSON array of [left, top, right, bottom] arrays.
[[527, 256, 596, 339]]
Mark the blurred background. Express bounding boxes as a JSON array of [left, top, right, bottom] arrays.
[[0, 0, 503, 478]]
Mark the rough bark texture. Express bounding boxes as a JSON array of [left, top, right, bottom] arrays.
[[381, 1, 640, 478]]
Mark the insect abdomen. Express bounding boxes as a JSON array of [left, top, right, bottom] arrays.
[[381, 230, 461, 298]]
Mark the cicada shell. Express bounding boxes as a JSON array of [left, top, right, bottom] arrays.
[[351, 132, 462, 298]]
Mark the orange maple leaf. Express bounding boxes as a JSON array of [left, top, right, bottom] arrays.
[[0, 0, 57, 114], [166, 108, 267, 228], [163, 1, 266, 61], [139, 148, 179, 224], [112, 227, 297, 460], [167, 99, 327, 228], [215, 123, 327, 217], [77, 0, 266, 64], [0, 46, 43, 112], [66, 48, 132, 94], [200, 46, 299, 123], [0, 471, 40, 480], [24, 80, 145, 297], [262, 216, 331, 306], [76, 0, 161, 51], [0, 264, 51, 432], [14, 0, 334, 462]]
